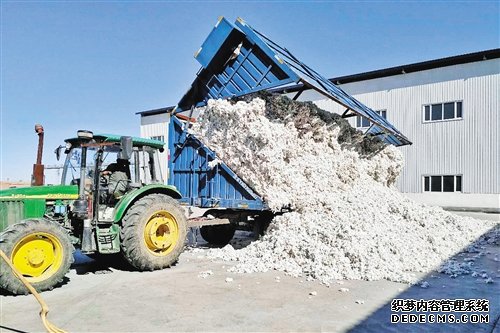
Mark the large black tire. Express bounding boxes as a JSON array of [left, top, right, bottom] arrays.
[[120, 194, 187, 271], [200, 224, 236, 246], [0, 219, 74, 295]]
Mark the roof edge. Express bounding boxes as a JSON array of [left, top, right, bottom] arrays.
[[271, 48, 500, 94], [332, 48, 500, 85], [136, 106, 174, 117]]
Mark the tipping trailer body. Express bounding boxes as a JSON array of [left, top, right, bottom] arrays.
[[168, 119, 266, 210], [168, 17, 411, 211]]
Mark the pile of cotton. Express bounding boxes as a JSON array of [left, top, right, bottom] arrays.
[[191, 95, 497, 284]]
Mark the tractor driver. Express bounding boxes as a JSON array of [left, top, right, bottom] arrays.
[[101, 158, 130, 199]]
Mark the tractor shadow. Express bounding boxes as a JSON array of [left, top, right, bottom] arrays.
[[72, 251, 133, 275], [187, 227, 256, 250], [71, 228, 256, 275]]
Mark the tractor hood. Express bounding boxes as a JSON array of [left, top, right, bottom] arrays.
[[0, 185, 79, 200]]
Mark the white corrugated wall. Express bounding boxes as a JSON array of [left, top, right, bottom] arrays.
[[140, 113, 170, 182], [312, 59, 499, 195]]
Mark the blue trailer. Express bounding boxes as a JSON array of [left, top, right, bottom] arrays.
[[169, 17, 411, 244]]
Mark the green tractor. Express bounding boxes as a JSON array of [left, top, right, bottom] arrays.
[[0, 130, 187, 294]]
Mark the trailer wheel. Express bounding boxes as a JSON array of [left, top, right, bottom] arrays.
[[120, 194, 187, 271], [252, 212, 274, 239], [200, 224, 236, 246], [0, 219, 74, 295]]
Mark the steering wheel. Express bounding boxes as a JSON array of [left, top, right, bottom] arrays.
[[100, 174, 109, 188]]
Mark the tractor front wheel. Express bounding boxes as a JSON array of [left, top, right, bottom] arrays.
[[0, 219, 74, 295], [120, 194, 187, 271]]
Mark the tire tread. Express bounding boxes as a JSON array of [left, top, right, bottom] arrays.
[[0, 219, 74, 295], [120, 194, 187, 271]]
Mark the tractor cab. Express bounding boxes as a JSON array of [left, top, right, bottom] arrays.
[[55, 130, 171, 252], [57, 131, 165, 207]]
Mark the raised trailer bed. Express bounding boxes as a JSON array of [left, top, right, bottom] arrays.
[[169, 17, 411, 244]]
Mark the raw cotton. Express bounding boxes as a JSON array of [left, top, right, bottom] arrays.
[[192, 95, 498, 284]]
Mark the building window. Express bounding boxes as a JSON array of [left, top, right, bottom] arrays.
[[423, 175, 462, 192], [423, 101, 462, 122], [356, 110, 387, 128], [150, 135, 165, 142]]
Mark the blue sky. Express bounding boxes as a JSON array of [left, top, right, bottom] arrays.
[[1, 1, 498, 182]]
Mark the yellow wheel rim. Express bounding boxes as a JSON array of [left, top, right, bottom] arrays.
[[143, 210, 179, 256], [11, 232, 64, 283]]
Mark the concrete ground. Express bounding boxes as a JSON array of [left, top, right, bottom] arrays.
[[1, 213, 499, 333]]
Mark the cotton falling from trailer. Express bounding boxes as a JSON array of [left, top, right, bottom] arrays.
[[192, 95, 498, 284]]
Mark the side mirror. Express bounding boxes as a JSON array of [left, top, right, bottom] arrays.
[[119, 136, 133, 160], [54, 146, 63, 161]]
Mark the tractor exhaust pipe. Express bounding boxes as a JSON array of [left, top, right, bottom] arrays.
[[74, 130, 95, 253], [32, 124, 45, 186], [78, 145, 95, 251]]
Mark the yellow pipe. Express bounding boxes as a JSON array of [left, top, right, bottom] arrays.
[[0, 249, 67, 333]]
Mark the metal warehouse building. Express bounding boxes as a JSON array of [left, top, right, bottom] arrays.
[[139, 49, 500, 212]]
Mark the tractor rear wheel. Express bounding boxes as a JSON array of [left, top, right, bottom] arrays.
[[0, 219, 74, 295], [120, 194, 187, 271]]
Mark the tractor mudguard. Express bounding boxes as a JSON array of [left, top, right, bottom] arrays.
[[113, 184, 182, 222]]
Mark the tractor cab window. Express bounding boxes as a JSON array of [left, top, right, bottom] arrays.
[[99, 149, 132, 201], [61, 147, 97, 186], [100, 150, 128, 176], [135, 148, 163, 185], [61, 144, 163, 188], [62, 146, 131, 188]]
